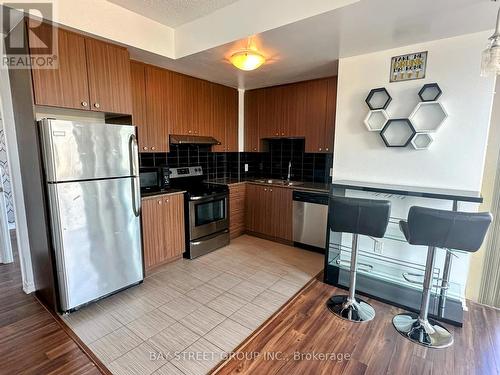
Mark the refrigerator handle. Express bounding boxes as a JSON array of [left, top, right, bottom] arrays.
[[129, 134, 141, 217]]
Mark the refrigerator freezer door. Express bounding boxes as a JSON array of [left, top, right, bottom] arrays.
[[39, 119, 138, 182], [48, 177, 143, 311]]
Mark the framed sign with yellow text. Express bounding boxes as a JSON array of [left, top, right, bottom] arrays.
[[390, 51, 428, 82]]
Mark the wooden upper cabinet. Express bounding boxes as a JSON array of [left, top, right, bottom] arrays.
[[283, 82, 306, 137], [244, 77, 336, 153], [304, 79, 328, 153], [244, 90, 260, 152], [196, 80, 213, 136], [29, 21, 133, 115], [30, 23, 90, 110], [211, 83, 226, 152], [324, 76, 337, 153], [225, 87, 239, 152], [144, 65, 171, 152], [171, 73, 198, 135], [85, 38, 132, 114], [130, 61, 147, 148], [259, 86, 282, 138], [211, 84, 238, 152]]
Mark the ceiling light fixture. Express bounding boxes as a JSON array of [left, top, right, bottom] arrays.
[[230, 38, 266, 71], [481, 0, 500, 77]]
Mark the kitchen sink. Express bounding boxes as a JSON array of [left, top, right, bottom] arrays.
[[253, 179, 303, 186]]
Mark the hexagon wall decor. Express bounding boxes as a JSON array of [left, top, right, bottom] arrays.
[[365, 88, 392, 110], [411, 133, 434, 150], [380, 119, 416, 147], [418, 83, 442, 102], [409, 102, 448, 132], [364, 110, 389, 131]]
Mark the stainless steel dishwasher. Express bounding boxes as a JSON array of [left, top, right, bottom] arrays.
[[293, 191, 329, 252]]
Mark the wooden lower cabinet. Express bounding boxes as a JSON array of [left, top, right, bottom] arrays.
[[229, 183, 247, 239], [273, 186, 293, 241], [141, 193, 185, 271], [245, 184, 292, 241]]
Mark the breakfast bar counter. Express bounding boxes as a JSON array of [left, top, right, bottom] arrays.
[[325, 180, 483, 326]]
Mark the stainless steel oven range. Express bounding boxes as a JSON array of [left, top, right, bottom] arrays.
[[169, 166, 229, 259]]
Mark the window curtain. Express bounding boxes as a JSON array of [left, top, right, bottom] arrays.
[[479, 151, 500, 308]]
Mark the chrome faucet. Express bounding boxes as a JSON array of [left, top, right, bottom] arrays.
[[287, 161, 292, 182]]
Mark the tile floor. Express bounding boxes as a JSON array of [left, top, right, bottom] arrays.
[[62, 235, 323, 375]]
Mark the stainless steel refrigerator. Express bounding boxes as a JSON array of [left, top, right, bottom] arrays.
[[38, 119, 143, 312]]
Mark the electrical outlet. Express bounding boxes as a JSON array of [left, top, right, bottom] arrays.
[[244, 163, 249, 172], [374, 241, 383, 254]]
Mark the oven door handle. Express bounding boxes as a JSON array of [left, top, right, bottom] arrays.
[[190, 193, 228, 202]]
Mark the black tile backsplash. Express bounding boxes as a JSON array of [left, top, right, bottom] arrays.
[[139, 139, 332, 183]]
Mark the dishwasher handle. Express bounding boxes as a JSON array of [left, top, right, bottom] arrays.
[[293, 191, 329, 205]]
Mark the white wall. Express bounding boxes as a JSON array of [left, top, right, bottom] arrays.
[[0, 58, 34, 292], [333, 31, 496, 192], [466, 79, 500, 301], [0, 0, 176, 58]]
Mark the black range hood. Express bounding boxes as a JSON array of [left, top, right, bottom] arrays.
[[169, 134, 221, 145]]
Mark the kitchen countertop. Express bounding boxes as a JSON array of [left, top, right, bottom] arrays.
[[205, 177, 330, 193], [141, 188, 186, 199], [331, 179, 483, 203]]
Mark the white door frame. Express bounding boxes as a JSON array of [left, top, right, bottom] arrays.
[[0, 171, 13, 264], [0, 60, 35, 293]]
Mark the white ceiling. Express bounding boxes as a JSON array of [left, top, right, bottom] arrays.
[[106, 0, 240, 27], [129, 0, 496, 90]]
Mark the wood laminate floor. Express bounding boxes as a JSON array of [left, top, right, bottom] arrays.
[[214, 275, 500, 375], [0, 232, 103, 375]]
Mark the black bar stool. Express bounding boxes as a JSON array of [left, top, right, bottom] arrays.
[[326, 196, 391, 322], [393, 206, 492, 348]]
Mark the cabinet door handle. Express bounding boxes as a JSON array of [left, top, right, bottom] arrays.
[[319, 147, 323, 151], [275, 132, 279, 136], [164, 198, 169, 203], [158, 200, 162, 205], [264, 188, 267, 192], [81, 101, 88, 107], [253, 147, 257, 151], [188, 130, 192, 134], [270, 189, 273, 192], [281, 133, 285, 136], [325, 147, 329, 151], [143, 146, 148, 151], [93, 102, 100, 109], [151, 146, 156, 151]]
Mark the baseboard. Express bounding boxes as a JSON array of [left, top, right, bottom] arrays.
[[23, 280, 35, 294], [145, 254, 183, 276], [244, 231, 293, 246]]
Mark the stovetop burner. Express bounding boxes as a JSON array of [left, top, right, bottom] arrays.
[[168, 166, 228, 199]]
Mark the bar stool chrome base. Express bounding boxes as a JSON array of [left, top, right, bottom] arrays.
[[393, 312, 453, 349], [327, 295, 375, 322]]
